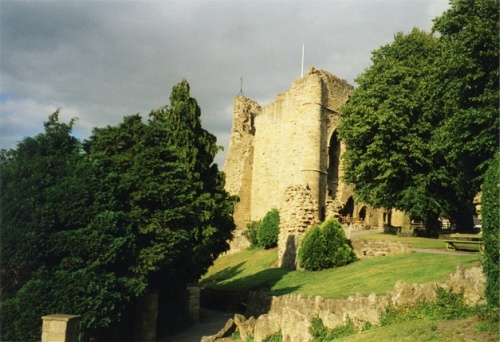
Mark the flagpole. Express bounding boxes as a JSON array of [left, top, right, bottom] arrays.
[[301, 43, 305, 77]]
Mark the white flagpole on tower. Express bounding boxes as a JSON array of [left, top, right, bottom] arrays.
[[301, 43, 305, 77]]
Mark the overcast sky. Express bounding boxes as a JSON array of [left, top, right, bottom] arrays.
[[0, 0, 450, 166]]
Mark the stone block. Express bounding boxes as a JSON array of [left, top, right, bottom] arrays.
[[41, 314, 80, 342]]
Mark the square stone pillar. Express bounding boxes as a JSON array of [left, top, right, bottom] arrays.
[[134, 291, 158, 342], [41, 314, 80, 342]]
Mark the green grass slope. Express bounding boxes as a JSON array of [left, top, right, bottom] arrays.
[[200, 236, 497, 341], [201, 246, 479, 298]]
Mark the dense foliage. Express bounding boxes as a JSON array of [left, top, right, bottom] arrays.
[[297, 225, 326, 271], [339, 0, 499, 232], [243, 220, 261, 247], [257, 209, 280, 249], [431, 0, 499, 230], [310, 316, 357, 341], [381, 288, 476, 325], [0, 81, 236, 340], [298, 219, 356, 271], [481, 153, 499, 312]]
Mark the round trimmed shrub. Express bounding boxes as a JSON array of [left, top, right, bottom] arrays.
[[321, 219, 357, 267], [297, 225, 327, 271], [257, 209, 280, 249], [298, 219, 357, 271]]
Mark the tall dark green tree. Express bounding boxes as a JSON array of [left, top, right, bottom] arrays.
[[84, 80, 236, 333], [143, 80, 236, 285], [1, 80, 236, 340], [1, 113, 140, 341], [0, 111, 82, 299], [84, 81, 235, 287]]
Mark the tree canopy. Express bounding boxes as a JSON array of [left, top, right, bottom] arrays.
[[339, 0, 499, 230], [0, 81, 236, 340]]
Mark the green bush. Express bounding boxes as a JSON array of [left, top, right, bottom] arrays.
[[262, 331, 283, 342], [481, 152, 499, 312], [257, 209, 280, 249], [381, 288, 475, 326], [298, 219, 357, 271], [297, 225, 328, 271], [310, 316, 357, 341], [322, 220, 357, 267], [243, 220, 260, 247]]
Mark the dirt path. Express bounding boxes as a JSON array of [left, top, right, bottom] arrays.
[[166, 309, 233, 342]]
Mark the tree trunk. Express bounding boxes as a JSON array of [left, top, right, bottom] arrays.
[[454, 203, 475, 233], [425, 212, 440, 237]]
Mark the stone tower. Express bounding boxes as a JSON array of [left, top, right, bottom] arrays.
[[223, 68, 385, 267]]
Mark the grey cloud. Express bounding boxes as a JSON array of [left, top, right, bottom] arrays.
[[0, 0, 449, 166]]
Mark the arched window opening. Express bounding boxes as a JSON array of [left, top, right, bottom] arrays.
[[359, 206, 367, 221], [327, 131, 341, 199], [340, 196, 354, 219]]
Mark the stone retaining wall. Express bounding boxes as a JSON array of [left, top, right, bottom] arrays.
[[204, 265, 485, 342], [351, 239, 412, 259]]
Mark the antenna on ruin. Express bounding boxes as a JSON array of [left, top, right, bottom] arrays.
[[237, 76, 245, 97], [301, 43, 305, 78]]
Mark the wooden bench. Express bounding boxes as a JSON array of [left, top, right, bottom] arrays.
[[442, 232, 483, 253]]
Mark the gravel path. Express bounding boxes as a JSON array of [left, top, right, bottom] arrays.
[[166, 309, 233, 342]]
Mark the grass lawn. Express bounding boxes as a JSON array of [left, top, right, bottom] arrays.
[[201, 248, 480, 298], [337, 317, 497, 342]]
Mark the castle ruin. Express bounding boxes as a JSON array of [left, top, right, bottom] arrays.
[[223, 68, 404, 269]]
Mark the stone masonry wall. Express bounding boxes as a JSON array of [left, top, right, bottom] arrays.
[[278, 185, 318, 269], [223, 97, 261, 230], [224, 68, 359, 256], [250, 72, 324, 221], [212, 266, 484, 342], [351, 239, 413, 259]]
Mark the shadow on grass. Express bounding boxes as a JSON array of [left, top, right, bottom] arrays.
[[215, 267, 293, 293], [200, 261, 247, 285], [201, 265, 302, 313]]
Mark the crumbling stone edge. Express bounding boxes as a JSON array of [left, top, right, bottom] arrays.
[[202, 265, 485, 342]]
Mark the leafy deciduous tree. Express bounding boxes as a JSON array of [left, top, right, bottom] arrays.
[[339, 0, 498, 231], [431, 0, 499, 230], [339, 29, 444, 229]]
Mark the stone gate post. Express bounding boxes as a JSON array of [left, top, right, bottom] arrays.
[[41, 314, 80, 342], [134, 291, 159, 342]]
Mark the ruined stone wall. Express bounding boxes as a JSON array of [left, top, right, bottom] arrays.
[[278, 185, 318, 269], [241, 266, 484, 342], [224, 68, 355, 229], [223, 68, 403, 258], [351, 239, 412, 259], [204, 266, 485, 342], [250, 73, 325, 221], [223, 97, 261, 231]]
